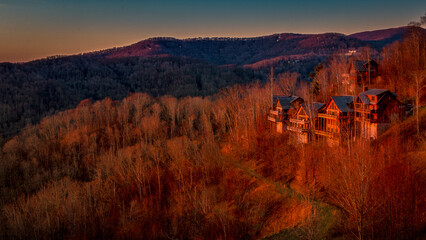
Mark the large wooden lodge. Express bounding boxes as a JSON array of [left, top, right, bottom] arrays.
[[316, 96, 354, 144], [268, 95, 303, 133], [287, 103, 324, 143], [354, 89, 402, 139], [270, 88, 404, 144]]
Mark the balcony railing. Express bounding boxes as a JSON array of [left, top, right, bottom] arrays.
[[269, 110, 286, 116], [317, 113, 338, 119], [289, 118, 309, 124], [355, 108, 372, 114], [268, 116, 285, 122], [287, 126, 309, 133], [315, 130, 334, 138], [355, 117, 377, 123]]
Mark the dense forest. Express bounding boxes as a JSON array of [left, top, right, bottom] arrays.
[[0, 24, 425, 239], [0, 56, 262, 138], [0, 54, 328, 140], [103, 33, 365, 65], [0, 82, 424, 239], [0, 27, 414, 140]]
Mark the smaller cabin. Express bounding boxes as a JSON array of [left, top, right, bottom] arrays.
[[287, 103, 325, 143], [349, 60, 379, 84], [355, 88, 402, 139], [268, 95, 304, 133], [316, 96, 354, 144], [343, 60, 380, 94]]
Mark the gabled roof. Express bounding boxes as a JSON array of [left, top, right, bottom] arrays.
[[351, 60, 379, 72], [300, 102, 325, 118], [358, 89, 391, 104], [359, 94, 370, 104], [330, 96, 354, 112], [353, 60, 367, 72], [362, 89, 389, 96], [273, 95, 302, 110]]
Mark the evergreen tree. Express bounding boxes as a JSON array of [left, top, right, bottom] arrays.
[[309, 63, 323, 99]]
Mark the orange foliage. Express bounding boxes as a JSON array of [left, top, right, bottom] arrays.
[[1, 82, 424, 239]]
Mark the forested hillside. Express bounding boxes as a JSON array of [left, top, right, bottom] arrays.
[[0, 56, 261, 138], [0, 27, 415, 140], [0, 82, 424, 239], [104, 33, 363, 65], [348, 26, 409, 48]]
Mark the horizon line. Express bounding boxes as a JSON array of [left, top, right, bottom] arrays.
[[0, 25, 412, 64]]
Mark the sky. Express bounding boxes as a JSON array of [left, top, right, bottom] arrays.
[[0, 0, 425, 62]]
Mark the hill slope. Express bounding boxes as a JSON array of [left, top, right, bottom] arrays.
[[349, 26, 410, 48], [0, 56, 259, 138], [0, 27, 413, 139], [349, 26, 407, 41], [0, 88, 311, 239], [102, 27, 414, 66], [1, 85, 424, 239], [104, 33, 363, 65]]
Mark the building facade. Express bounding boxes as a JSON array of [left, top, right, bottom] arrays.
[[287, 103, 325, 143], [354, 88, 402, 140], [268, 89, 401, 143], [268, 95, 303, 133], [315, 96, 354, 145], [342, 60, 381, 95]]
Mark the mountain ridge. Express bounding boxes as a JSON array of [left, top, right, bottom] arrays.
[[15, 26, 414, 66], [0, 26, 419, 139], [103, 32, 363, 65], [98, 27, 412, 65], [348, 26, 408, 41]]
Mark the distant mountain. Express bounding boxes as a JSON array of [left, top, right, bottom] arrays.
[[349, 26, 410, 47], [96, 27, 412, 66], [103, 33, 362, 65], [349, 27, 406, 41], [0, 26, 413, 139]]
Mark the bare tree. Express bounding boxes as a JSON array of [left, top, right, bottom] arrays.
[[328, 53, 350, 95], [276, 71, 299, 96], [407, 14, 426, 134], [330, 143, 382, 240]]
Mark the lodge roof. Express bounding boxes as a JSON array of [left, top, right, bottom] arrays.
[[300, 103, 325, 118], [331, 96, 354, 112], [358, 89, 391, 104], [359, 94, 370, 104], [351, 60, 378, 72], [353, 60, 368, 72], [273, 95, 301, 110], [362, 88, 389, 96]]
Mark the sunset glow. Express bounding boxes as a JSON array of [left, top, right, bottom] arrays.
[[1, 1, 425, 239], [0, 0, 425, 62]]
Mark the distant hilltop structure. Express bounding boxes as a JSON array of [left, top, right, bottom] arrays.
[[345, 49, 358, 56]]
